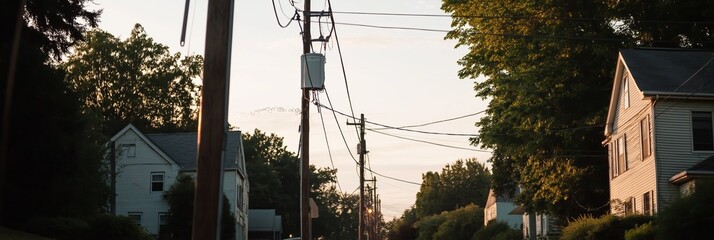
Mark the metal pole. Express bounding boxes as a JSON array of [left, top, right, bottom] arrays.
[[300, 0, 311, 239], [193, 0, 234, 239]]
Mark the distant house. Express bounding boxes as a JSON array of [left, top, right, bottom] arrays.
[[484, 188, 522, 229], [109, 124, 249, 239], [248, 209, 282, 240], [603, 49, 714, 215]]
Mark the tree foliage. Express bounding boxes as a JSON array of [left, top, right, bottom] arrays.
[[163, 174, 236, 240], [472, 221, 521, 240], [1, 0, 107, 228], [656, 180, 714, 239], [242, 129, 362, 239], [413, 204, 483, 240], [441, 0, 714, 220], [415, 158, 490, 218], [62, 24, 203, 135], [385, 207, 418, 240]]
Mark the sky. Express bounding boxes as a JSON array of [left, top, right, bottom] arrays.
[[88, 0, 491, 220]]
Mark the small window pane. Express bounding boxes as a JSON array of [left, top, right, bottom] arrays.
[[123, 144, 136, 157], [128, 213, 142, 225], [692, 112, 714, 151], [151, 173, 164, 192], [152, 174, 163, 182]]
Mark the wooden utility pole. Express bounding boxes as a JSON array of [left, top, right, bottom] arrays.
[[193, 0, 234, 239], [300, 0, 311, 239], [348, 113, 366, 240]]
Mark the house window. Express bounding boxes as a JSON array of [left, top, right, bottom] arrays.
[[624, 197, 636, 215], [128, 212, 142, 225], [151, 172, 164, 192], [237, 184, 243, 211], [643, 191, 652, 215], [617, 135, 628, 175], [158, 212, 169, 237], [122, 144, 136, 157], [612, 135, 628, 178], [623, 75, 630, 108], [692, 111, 714, 151], [640, 116, 651, 159]]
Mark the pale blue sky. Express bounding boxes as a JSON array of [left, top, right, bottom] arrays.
[[89, 0, 491, 220]]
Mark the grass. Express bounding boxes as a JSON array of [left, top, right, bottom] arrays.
[[0, 227, 54, 240]]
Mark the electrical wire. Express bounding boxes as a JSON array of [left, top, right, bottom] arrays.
[[368, 129, 491, 153], [655, 54, 714, 119], [271, 0, 298, 28], [316, 94, 343, 193], [327, 10, 714, 25], [327, 0, 360, 139], [366, 122, 479, 137], [370, 110, 486, 130], [330, 21, 714, 43]]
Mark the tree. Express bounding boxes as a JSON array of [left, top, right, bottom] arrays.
[[163, 174, 236, 240], [61, 24, 203, 135], [386, 207, 418, 240], [242, 129, 362, 238], [415, 158, 490, 218], [413, 204, 484, 240], [442, 0, 714, 221], [441, 0, 611, 220], [656, 180, 714, 239], [1, 0, 108, 228]]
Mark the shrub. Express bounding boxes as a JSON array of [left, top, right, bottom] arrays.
[[657, 180, 714, 239], [84, 214, 153, 240], [560, 214, 652, 240], [472, 220, 521, 240], [624, 222, 655, 240], [25, 217, 89, 240]]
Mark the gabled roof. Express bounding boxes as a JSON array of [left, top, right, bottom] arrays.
[[605, 49, 714, 137], [621, 49, 714, 96], [110, 124, 180, 167], [146, 131, 244, 173], [485, 188, 515, 209]]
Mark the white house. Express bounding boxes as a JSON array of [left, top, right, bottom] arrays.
[[484, 188, 522, 229], [603, 49, 714, 215], [109, 124, 249, 239]]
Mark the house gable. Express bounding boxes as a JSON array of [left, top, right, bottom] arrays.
[[110, 124, 180, 168]]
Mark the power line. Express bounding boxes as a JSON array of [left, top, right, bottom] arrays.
[[328, 10, 714, 25], [321, 90, 429, 187], [271, 0, 298, 28], [316, 94, 343, 193], [328, 21, 714, 43], [371, 110, 486, 130], [327, 0, 360, 139], [368, 129, 492, 153], [366, 122, 479, 137], [655, 54, 714, 119]]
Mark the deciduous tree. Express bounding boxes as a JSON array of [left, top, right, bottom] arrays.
[[415, 158, 490, 218], [62, 24, 203, 135]]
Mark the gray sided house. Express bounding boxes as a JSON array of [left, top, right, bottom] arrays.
[[109, 124, 249, 239], [484, 188, 522, 229], [604, 49, 714, 215]]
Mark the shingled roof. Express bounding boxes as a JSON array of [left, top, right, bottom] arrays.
[[146, 131, 244, 172], [621, 49, 714, 96]]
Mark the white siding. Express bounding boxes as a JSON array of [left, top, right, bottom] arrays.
[[607, 69, 658, 215], [653, 101, 714, 208], [114, 129, 179, 235], [495, 202, 523, 229]]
